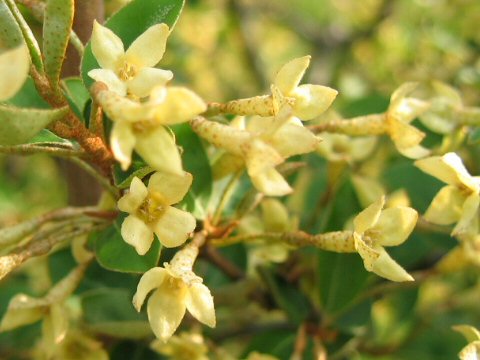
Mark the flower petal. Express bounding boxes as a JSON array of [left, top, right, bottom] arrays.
[[91, 20, 124, 70], [147, 287, 186, 342], [127, 68, 173, 98], [452, 193, 480, 235], [291, 84, 338, 120], [371, 207, 418, 246], [269, 122, 320, 157], [88, 69, 126, 96], [415, 153, 478, 191], [125, 24, 170, 68], [0, 44, 30, 101], [371, 247, 414, 282], [243, 139, 283, 176], [132, 267, 167, 311], [154, 87, 207, 125], [117, 177, 148, 213], [135, 126, 183, 175], [0, 294, 45, 331], [390, 97, 429, 124], [274, 56, 310, 94], [185, 283, 216, 328], [423, 185, 465, 225], [250, 167, 292, 196], [152, 207, 196, 248], [388, 118, 425, 150], [354, 233, 380, 272], [261, 199, 290, 232], [458, 341, 480, 360], [42, 303, 68, 346], [110, 121, 136, 170], [353, 197, 385, 234], [121, 215, 154, 255], [148, 171, 192, 205], [397, 144, 431, 159]]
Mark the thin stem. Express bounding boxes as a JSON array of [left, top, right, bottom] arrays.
[[0, 143, 84, 157], [69, 30, 84, 56]]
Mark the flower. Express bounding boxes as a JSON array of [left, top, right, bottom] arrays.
[[0, 44, 30, 101], [353, 197, 417, 282], [222, 56, 338, 120], [385, 83, 430, 158], [118, 173, 196, 255], [89, 21, 173, 97], [452, 325, 480, 360], [316, 133, 377, 163], [414, 152, 480, 235], [132, 245, 215, 342], [191, 108, 319, 196], [96, 85, 206, 172], [150, 332, 209, 360]]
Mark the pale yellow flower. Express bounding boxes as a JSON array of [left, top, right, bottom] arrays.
[[0, 44, 30, 101], [191, 108, 319, 196], [353, 197, 417, 282], [118, 173, 196, 255], [415, 152, 480, 235], [151, 332, 209, 360], [133, 245, 215, 342], [223, 56, 338, 120], [316, 132, 377, 163], [97, 86, 206, 172], [245, 352, 280, 360], [386, 83, 430, 158], [453, 325, 480, 360], [89, 21, 173, 97]]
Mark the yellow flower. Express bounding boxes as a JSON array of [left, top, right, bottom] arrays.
[[133, 245, 215, 342], [118, 173, 196, 255], [353, 197, 417, 282], [191, 108, 319, 196], [96, 86, 206, 172], [0, 44, 30, 101], [386, 83, 430, 158], [223, 56, 338, 120], [453, 325, 480, 360], [316, 132, 377, 163], [415, 152, 480, 235], [150, 332, 209, 360], [89, 21, 173, 97], [0, 265, 86, 351]]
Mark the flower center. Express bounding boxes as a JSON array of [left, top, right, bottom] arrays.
[[136, 194, 167, 224], [117, 61, 138, 81], [132, 120, 157, 134]]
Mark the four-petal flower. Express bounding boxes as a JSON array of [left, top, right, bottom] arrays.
[[118, 172, 196, 255]]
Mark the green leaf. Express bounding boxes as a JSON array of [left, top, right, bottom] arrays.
[[43, 0, 74, 89], [116, 166, 155, 190], [468, 127, 480, 144], [316, 252, 369, 313], [0, 105, 68, 145], [81, 0, 185, 89], [0, 2, 23, 48], [93, 217, 161, 273], [7, 77, 50, 109], [174, 123, 213, 218], [82, 288, 142, 323], [28, 129, 69, 143], [61, 77, 90, 120]]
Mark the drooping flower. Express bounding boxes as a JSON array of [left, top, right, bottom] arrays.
[[96, 85, 206, 172], [89, 21, 173, 98], [452, 325, 480, 360], [0, 44, 30, 101], [133, 245, 215, 342], [415, 152, 480, 235], [220, 56, 338, 120], [118, 173, 196, 255], [353, 197, 417, 282], [150, 332, 209, 360], [384, 83, 431, 158], [191, 108, 319, 196]]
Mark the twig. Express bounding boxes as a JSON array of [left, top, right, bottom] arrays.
[[0, 143, 84, 157], [201, 244, 244, 280]]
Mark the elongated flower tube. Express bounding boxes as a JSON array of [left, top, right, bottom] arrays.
[[0, 44, 30, 101], [95, 85, 206, 172], [191, 108, 319, 196], [89, 21, 173, 97], [415, 152, 480, 235], [217, 56, 337, 120], [118, 172, 196, 255], [352, 196, 417, 282], [133, 244, 215, 342]]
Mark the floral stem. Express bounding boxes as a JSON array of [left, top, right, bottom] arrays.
[[309, 113, 387, 136], [0, 143, 84, 157], [212, 170, 242, 226]]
